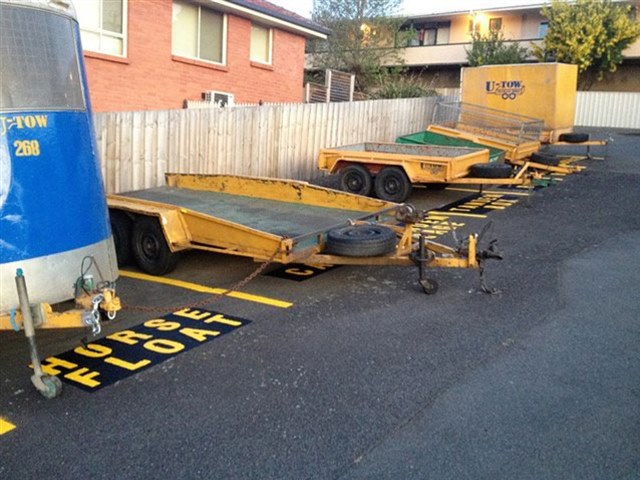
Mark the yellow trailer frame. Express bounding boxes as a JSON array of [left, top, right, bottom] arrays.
[[317, 142, 536, 203], [318, 142, 492, 183], [107, 174, 499, 294]]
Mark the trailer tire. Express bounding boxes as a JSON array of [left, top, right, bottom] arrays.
[[109, 210, 133, 267], [469, 163, 513, 179], [325, 225, 397, 257], [530, 152, 560, 166], [340, 164, 372, 196], [558, 132, 589, 143], [374, 167, 412, 203], [132, 216, 180, 275]]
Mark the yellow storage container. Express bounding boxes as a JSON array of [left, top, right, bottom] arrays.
[[460, 63, 578, 142]]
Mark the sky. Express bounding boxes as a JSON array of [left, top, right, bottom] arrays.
[[269, 0, 548, 18]]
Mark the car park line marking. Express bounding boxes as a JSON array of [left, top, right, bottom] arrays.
[[119, 271, 293, 309], [446, 187, 531, 196], [0, 418, 16, 435], [413, 213, 465, 240], [429, 211, 488, 218]]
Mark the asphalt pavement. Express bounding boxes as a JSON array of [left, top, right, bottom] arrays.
[[0, 128, 638, 479]]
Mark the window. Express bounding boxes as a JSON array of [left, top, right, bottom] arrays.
[[423, 28, 437, 46], [538, 22, 549, 38], [468, 19, 481, 33], [76, 0, 126, 56], [489, 17, 502, 31], [172, 1, 226, 64], [0, 4, 84, 110], [407, 22, 451, 46], [250, 23, 272, 64], [436, 26, 450, 44]]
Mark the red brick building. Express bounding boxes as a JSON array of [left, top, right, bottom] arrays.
[[77, 0, 328, 112]]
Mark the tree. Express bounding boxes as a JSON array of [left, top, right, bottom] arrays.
[[532, 0, 640, 88], [370, 70, 437, 99], [310, 0, 410, 93], [466, 29, 530, 66]]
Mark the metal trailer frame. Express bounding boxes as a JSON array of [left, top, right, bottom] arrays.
[[318, 142, 537, 202], [428, 102, 603, 174], [430, 102, 544, 161], [106, 174, 500, 294]]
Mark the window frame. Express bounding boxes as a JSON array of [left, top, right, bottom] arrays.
[[172, 1, 228, 66], [538, 21, 549, 38], [250, 22, 273, 65], [489, 17, 503, 32], [406, 21, 451, 47], [78, 0, 128, 58]]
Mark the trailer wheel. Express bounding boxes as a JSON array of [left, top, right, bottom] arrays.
[[325, 225, 397, 257], [340, 164, 372, 196], [374, 167, 412, 203], [109, 210, 133, 267], [39, 375, 63, 399], [469, 163, 513, 179], [530, 152, 560, 166], [132, 216, 180, 275], [419, 278, 439, 295], [558, 132, 589, 143]]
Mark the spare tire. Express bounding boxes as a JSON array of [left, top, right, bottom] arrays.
[[559, 132, 589, 143], [325, 225, 397, 257], [469, 163, 513, 179], [530, 152, 561, 166]]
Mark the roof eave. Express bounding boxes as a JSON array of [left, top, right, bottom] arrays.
[[203, 0, 329, 39], [404, 3, 547, 22]]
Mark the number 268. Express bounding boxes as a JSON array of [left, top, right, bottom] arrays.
[[13, 140, 41, 157]]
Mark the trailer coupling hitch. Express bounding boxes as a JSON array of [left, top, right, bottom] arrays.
[[477, 239, 503, 261], [476, 239, 503, 295], [396, 203, 422, 224]]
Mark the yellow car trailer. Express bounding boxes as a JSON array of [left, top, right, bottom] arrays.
[[107, 174, 501, 294], [318, 142, 536, 203]]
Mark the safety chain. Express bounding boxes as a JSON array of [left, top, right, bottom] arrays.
[[121, 247, 281, 314]]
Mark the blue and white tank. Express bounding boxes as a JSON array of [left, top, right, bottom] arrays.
[[0, 0, 117, 312]]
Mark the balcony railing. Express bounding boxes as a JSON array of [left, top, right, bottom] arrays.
[[389, 39, 544, 67]]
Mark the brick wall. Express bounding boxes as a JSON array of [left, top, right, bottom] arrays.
[[83, 0, 306, 112]]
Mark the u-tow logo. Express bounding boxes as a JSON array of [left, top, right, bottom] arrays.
[[485, 80, 525, 100]]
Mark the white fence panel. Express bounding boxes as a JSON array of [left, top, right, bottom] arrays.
[[575, 91, 640, 129], [420, 88, 640, 129], [95, 97, 440, 194]]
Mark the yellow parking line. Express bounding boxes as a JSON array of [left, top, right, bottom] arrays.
[[119, 271, 293, 309], [429, 211, 487, 218], [445, 187, 531, 196], [0, 418, 16, 435]]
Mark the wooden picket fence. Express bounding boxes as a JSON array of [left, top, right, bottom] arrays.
[[94, 97, 439, 194]]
